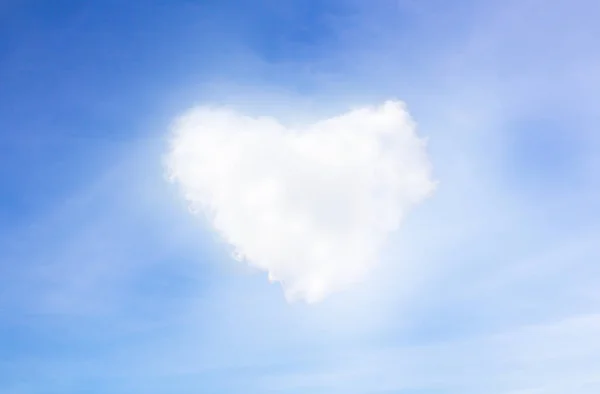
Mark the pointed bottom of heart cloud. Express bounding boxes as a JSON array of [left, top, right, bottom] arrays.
[[165, 100, 436, 303]]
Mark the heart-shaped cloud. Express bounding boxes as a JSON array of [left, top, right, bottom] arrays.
[[165, 100, 435, 303]]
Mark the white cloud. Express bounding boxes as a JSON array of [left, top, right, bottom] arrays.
[[165, 100, 435, 303]]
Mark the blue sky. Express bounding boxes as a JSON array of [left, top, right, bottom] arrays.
[[1, 0, 599, 393]]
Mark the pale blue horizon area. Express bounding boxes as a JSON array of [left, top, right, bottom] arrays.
[[1, 1, 599, 393]]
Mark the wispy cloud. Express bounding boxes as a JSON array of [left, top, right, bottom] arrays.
[[260, 313, 600, 393]]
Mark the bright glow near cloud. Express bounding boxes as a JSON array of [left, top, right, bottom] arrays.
[[165, 100, 435, 303]]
